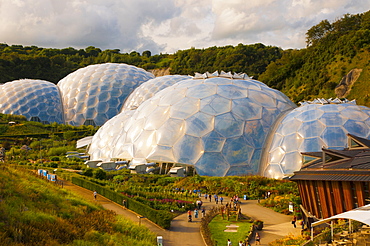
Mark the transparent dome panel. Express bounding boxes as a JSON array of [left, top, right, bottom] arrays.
[[222, 136, 252, 165], [321, 104, 340, 112], [217, 85, 248, 99], [319, 112, 346, 126], [344, 119, 368, 137], [200, 94, 232, 116], [133, 130, 156, 158], [268, 133, 284, 152], [232, 99, 262, 120], [144, 106, 170, 130], [135, 100, 159, 120], [281, 133, 303, 153], [226, 165, 252, 176], [29, 107, 40, 115], [244, 120, 266, 148], [248, 89, 276, 107], [156, 118, 186, 146], [85, 107, 97, 119], [173, 134, 203, 164], [298, 120, 325, 138], [250, 148, 262, 174], [202, 131, 226, 152], [98, 91, 111, 102], [186, 112, 214, 137], [87, 97, 98, 107], [300, 108, 324, 122], [114, 143, 134, 159], [147, 145, 175, 162], [205, 77, 232, 86], [233, 79, 263, 90], [321, 127, 346, 147], [268, 147, 285, 164], [300, 137, 326, 152], [186, 83, 217, 99], [215, 112, 244, 138], [280, 118, 302, 135], [170, 97, 200, 119], [97, 102, 109, 113], [263, 164, 284, 179], [74, 114, 86, 126], [126, 118, 145, 142], [341, 107, 369, 121], [262, 107, 282, 126], [280, 152, 302, 174], [195, 152, 229, 176]]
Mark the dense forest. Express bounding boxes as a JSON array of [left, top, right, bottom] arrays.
[[0, 10, 369, 105]]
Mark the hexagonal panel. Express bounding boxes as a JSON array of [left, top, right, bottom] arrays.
[[58, 63, 154, 126], [215, 112, 245, 138], [173, 134, 203, 164], [186, 112, 214, 137], [232, 99, 262, 120], [200, 95, 232, 116], [195, 152, 229, 176], [0, 79, 64, 124]]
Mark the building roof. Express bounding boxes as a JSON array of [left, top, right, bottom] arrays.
[[290, 134, 370, 181], [312, 204, 370, 227]]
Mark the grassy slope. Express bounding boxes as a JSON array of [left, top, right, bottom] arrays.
[[0, 166, 156, 246]]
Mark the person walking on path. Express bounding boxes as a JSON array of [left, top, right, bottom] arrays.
[[255, 232, 261, 245], [292, 215, 297, 228], [194, 209, 198, 219], [220, 196, 224, 205], [227, 239, 232, 246], [187, 210, 192, 222], [201, 207, 206, 217], [93, 190, 97, 200]]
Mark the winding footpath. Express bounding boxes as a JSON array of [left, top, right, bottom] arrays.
[[61, 180, 301, 246]]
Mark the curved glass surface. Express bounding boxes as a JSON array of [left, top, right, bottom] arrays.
[[0, 79, 64, 124], [88, 76, 296, 176], [262, 103, 370, 179], [122, 75, 190, 111], [58, 63, 154, 126]]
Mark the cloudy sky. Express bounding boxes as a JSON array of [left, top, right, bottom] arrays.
[[0, 0, 369, 54]]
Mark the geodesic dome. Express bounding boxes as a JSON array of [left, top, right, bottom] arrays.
[[0, 79, 64, 124], [90, 72, 296, 176], [261, 99, 370, 179], [57, 63, 154, 126], [122, 75, 190, 111], [88, 110, 135, 161]]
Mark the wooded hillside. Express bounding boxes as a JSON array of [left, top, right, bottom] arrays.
[[0, 10, 369, 105]]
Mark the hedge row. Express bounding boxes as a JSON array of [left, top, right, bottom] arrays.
[[72, 176, 174, 229]]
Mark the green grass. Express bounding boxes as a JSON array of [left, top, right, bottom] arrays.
[[0, 166, 157, 245], [209, 214, 253, 245]]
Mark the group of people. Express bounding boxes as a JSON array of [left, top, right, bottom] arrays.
[[227, 235, 259, 246], [188, 207, 206, 222]]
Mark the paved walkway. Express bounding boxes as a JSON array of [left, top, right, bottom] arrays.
[[61, 180, 301, 246], [238, 199, 301, 245]]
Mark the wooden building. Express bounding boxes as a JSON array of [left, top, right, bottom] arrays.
[[289, 134, 370, 220]]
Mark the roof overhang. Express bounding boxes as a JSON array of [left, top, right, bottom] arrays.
[[312, 204, 370, 227]]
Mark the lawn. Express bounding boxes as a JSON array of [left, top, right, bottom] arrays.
[[209, 214, 253, 245]]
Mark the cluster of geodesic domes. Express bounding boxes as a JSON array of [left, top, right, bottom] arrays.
[[0, 63, 154, 125], [1, 63, 370, 178]]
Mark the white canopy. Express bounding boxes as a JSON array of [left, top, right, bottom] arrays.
[[312, 204, 370, 227], [76, 136, 93, 149]]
